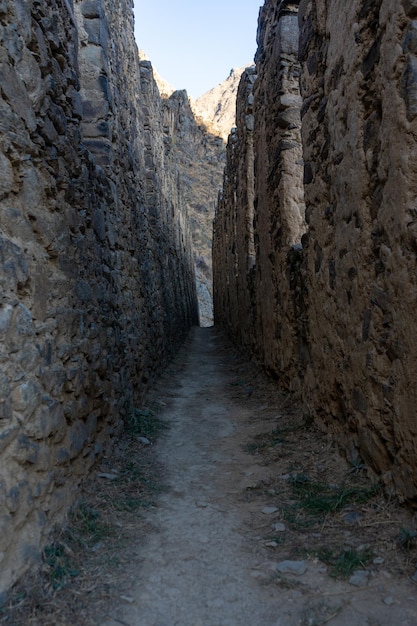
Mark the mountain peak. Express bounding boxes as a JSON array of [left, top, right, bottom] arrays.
[[191, 66, 250, 140]]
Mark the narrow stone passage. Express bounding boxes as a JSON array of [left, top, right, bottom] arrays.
[[105, 327, 294, 625], [102, 327, 417, 626]]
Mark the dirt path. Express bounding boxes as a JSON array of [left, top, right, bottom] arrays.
[[101, 327, 417, 626]]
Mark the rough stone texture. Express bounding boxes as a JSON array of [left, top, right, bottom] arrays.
[[299, 0, 417, 501], [214, 0, 417, 504], [0, 0, 197, 593], [213, 68, 258, 353], [163, 89, 225, 326], [192, 67, 248, 140], [213, 0, 306, 388]]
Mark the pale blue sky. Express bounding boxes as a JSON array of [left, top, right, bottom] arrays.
[[133, 0, 262, 99]]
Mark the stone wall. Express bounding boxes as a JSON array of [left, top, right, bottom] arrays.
[[213, 0, 306, 389], [299, 0, 417, 500], [213, 0, 417, 503], [213, 67, 257, 351], [0, 0, 197, 593]]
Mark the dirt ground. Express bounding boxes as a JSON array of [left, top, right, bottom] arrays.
[[3, 326, 417, 625]]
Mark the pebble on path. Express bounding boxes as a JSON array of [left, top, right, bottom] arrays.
[[348, 570, 370, 587], [276, 560, 308, 575]]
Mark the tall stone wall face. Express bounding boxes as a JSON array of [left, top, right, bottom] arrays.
[[299, 0, 417, 500], [213, 67, 257, 351], [0, 0, 197, 593], [213, 0, 306, 389], [214, 0, 417, 503], [252, 0, 306, 385]]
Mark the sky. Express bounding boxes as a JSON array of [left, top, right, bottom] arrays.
[[133, 0, 262, 99]]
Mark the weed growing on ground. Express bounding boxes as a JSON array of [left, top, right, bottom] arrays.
[[312, 546, 373, 579], [111, 496, 155, 512], [42, 543, 79, 590], [398, 527, 417, 551], [126, 407, 168, 440], [290, 473, 380, 516], [70, 502, 114, 547]]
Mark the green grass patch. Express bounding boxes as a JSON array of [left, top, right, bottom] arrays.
[[126, 408, 168, 440], [314, 546, 373, 579], [112, 496, 155, 512], [398, 527, 417, 551], [42, 542, 79, 590], [290, 474, 379, 516], [70, 502, 114, 546], [282, 504, 318, 531]]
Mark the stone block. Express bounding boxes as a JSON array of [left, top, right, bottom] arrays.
[[69, 421, 88, 459], [0, 237, 29, 293], [0, 154, 14, 199], [22, 398, 66, 441], [0, 426, 18, 453], [80, 44, 107, 73], [402, 55, 417, 120], [66, 85, 83, 119], [81, 0, 101, 18], [83, 17, 101, 45], [13, 434, 41, 466], [0, 63, 36, 131], [12, 380, 41, 417]]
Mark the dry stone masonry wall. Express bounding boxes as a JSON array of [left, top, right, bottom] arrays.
[[299, 0, 417, 501], [214, 0, 306, 388], [213, 0, 417, 503], [0, 0, 197, 594]]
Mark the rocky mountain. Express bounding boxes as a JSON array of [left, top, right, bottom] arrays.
[[191, 67, 249, 140]]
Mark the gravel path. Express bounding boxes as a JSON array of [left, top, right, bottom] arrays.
[[103, 327, 417, 626]]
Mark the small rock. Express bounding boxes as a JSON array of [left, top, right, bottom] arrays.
[[383, 596, 394, 606], [265, 541, 278, 548], [410, 569, 417, 583], [120, 595, 135, 604], [349, 570, 370, 587], [276, 560, 308, 575], [272, 522, 286, 532], [343, 511, 363, 524], [262, 506, 279, 515], [373, 557, 385, 565], [137, 436, 151, 445], [97, 472, 118, 480]]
